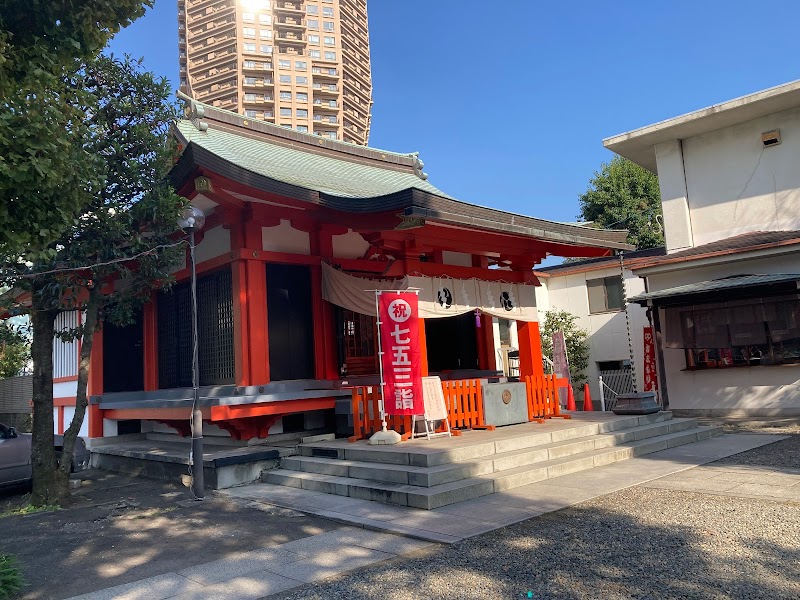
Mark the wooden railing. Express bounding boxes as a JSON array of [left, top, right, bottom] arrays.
[[524, 374, 571, 422], [349, 376, 571, 442]]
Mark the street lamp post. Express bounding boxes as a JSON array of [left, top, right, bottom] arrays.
[[178, 205, 206, 500]]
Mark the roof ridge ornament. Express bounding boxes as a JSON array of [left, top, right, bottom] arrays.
[[176, 90, 209, 132], [409, 151, 429, 181]]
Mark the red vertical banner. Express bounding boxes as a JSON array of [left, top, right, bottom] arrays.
[[643, 327, 658, 391], [379, 292, 424, 416]]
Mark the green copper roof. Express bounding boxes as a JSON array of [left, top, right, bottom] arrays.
[[175, 119, 454, 200]]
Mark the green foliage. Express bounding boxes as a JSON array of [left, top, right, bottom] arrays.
[[0, 554, 22, 598], [0, 503, 59, 518], [0, 321, 28, 379], [578, 156, 663, 250], [540, 309, 590, 386], [0, 1, 153, 257]]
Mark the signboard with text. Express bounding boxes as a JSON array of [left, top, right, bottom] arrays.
[[643, 327, 659, 392], [552, 330, 570, 405], [379, 292, 424, 416]]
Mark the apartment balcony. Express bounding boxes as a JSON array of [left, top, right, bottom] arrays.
[[313, 100, 339, 110], [188, 4, 235, 28], [313, 115, 339, 124], [275, 33, 306, 45], [312, 83, 339, 95], [243, 78, 274, 88], [275, 18, 305, 29], [242, 61, 273, 72], [193, 66, 237, 88], [244, 96, 275, 105], [191, 50, 237, 72], [189, 17, 235, 37], [311, 67, 339, 79], [274, 2, 304, 15]]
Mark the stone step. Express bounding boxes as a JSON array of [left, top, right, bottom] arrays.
[[282, 418, 699, 488], [263, 425, 722, 509], [299, 412, 675, 467]]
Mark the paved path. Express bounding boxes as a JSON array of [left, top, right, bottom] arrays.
[[69, 432, 787, 599], [66, 527, 435, 600], [221, 432, 785, 543]]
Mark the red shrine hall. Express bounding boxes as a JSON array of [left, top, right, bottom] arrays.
[[67, 101, 629, 442]]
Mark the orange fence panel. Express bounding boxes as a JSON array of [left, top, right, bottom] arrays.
[[524, 374, 572, 421], [349, 385, 414, 442]]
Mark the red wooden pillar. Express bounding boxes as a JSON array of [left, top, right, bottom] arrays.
[[87, 327, 104, 438], [142, 298, 159, 391], [311, 227, 338, 380], [231, 261, 250, 386], [418, 318, 429, 376], [517, 320, 545, 378], [245, 258, 269, 385]]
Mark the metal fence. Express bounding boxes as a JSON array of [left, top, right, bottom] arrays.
[[598, 367, 634, 411]]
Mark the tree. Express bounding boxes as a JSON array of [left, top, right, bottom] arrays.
[[540, 309, 590, 387], [0, 321, 29, 379], [578, 156, 663, 250], [0, 1, 153, 257], [2, 55, 184, 506]]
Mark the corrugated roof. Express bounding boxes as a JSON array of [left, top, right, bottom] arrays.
[[629, 274, 800, 304]]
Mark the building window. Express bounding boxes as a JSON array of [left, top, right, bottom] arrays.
[[297, 108, 308, 117], [587, 276, 623, 314], [280, 107, 292, 116], [297, 125, 308, 132], [279, 59, 291, 68], [279, 74, 291, 83], [244, 93, 258, 101], [295, 60, 307, 70], [296, 75, 308, 84], [307, 19, 319, 29], [323, 21, 334, 31], [260, 29, 272, 39], [244, 43, 257, 52], [324, 36, 335, 46], [308, 34, 320, 44], [280, 91, 292, 100], [260, 14, 272, 24], [307, 5, 318, 14], [325, 131, 336, 139], [297, 92, 308, 102], [664, 296, 800, 370], [322, 7, 334, 17], [243, 27, 256, 37], [260, 45, 273, 54], [244, 77, 257, 85], [242, 12, 255, 21], [245, 109, 258, 118], [324, 51, 336, 61], [244, 60, 257, 69], [309, 49, 321, 58]]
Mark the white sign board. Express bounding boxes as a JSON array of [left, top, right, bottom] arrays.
[[421, 376, 448, 421]]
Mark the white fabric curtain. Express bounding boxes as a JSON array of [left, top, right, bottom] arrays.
[[321, 262, 539, 322]]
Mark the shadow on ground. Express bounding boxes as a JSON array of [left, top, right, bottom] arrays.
[[0, 470, 339, 600]]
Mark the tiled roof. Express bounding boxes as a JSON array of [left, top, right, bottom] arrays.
[[175, 119, 454, 201], [629, 273, 800, 304], [632, 231, 800, 270], [536, 246, 665, 277]]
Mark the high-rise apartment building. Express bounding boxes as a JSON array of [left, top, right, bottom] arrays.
[[178, 0, 372, 145]]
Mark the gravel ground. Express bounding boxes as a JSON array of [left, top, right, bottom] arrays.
[[704, 420, 800, 470], [272, 434, 800, 600]]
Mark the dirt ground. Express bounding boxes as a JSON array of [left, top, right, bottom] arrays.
[[0, 470, 340, 600]]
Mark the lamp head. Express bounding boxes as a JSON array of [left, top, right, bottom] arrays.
[[178, 205, 206, 231]]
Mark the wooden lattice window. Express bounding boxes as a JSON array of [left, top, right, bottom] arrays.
[[339, 309, 378, 376]]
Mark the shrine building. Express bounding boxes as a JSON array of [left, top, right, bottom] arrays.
[[54, 100, 631, 442]]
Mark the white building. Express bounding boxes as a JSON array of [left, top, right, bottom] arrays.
[[605, 81, 800, 417], [535, 248, 662, 408]]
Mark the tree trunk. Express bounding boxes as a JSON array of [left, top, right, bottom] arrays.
[[58, 288, 100, 479], [30, 305, 67, 506]]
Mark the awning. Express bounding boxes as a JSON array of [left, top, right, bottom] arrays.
[[630, 273, 800, 306], [321, 262, 539, 321]]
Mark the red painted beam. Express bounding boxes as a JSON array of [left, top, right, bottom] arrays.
[[210, 398, 336, 421]]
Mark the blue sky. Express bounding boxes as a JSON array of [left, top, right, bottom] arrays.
[[109, 0, 800, 229]]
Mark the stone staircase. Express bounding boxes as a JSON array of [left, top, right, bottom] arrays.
[[262, 412, 722, 510]]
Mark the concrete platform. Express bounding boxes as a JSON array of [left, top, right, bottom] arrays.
[[223, 432, 786, 544], [262, 411, 723, 509], [91, 438, 297, 489]]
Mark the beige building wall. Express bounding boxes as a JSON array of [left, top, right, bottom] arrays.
[[178, 0, 372, 144]]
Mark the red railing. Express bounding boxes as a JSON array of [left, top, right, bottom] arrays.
[[349, 376, 571, 442], [524, 374, 572, 422]]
